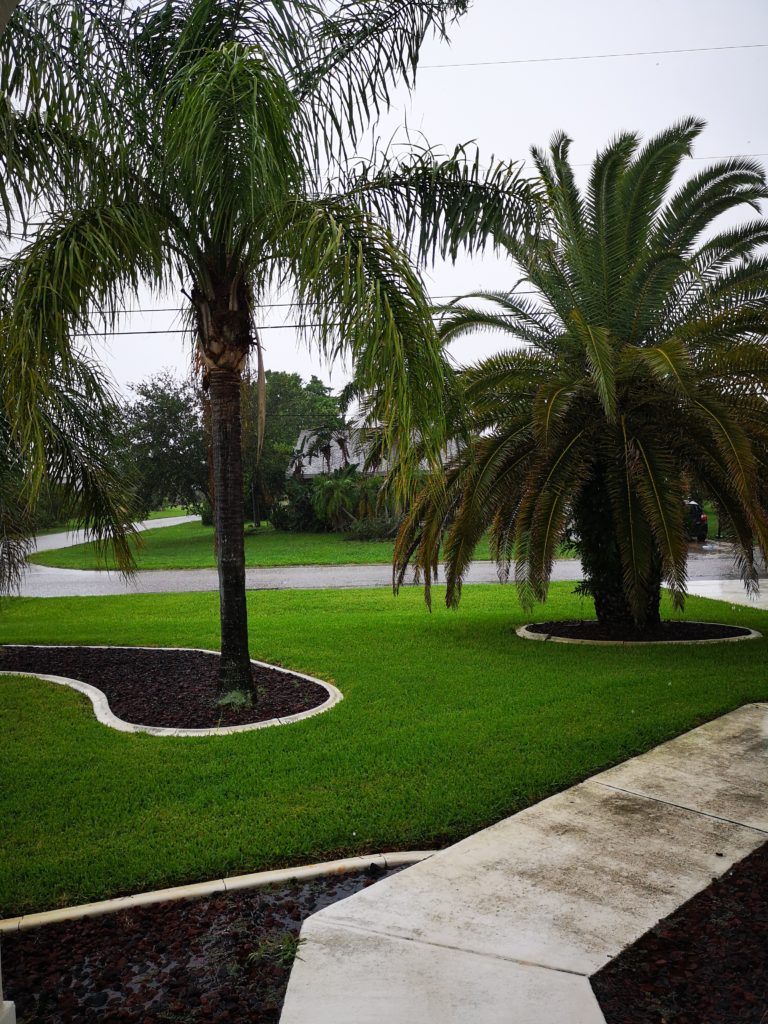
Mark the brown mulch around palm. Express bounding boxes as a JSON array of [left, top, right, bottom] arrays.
[[526, 620, 752, 642], [0, 646, 329, 728]]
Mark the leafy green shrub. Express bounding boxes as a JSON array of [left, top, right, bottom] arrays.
[[345, 515, 400, 541], [270, 480, 327, 533]]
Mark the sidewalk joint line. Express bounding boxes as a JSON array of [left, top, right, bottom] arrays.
[[316, 918, 590, 978], [591, 781, 768, 835]]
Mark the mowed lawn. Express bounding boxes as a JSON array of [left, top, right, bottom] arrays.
[[29, 520, 494, 569], [1, 583, 766, 917]]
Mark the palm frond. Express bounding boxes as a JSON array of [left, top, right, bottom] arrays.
[[343, 142, 538, 263], [281, 194, 445, 501]]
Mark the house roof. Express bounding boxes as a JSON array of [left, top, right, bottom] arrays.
[[288, 429, 459, 479], [288, 428, 387, 478]]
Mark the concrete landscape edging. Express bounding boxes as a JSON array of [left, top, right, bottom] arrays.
[[0, 645, 342, 736], [0, 852, 437, 934], [516, 621, 763, 645]]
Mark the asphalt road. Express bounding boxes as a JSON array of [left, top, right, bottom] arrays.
[[17, 535, 768, 601]]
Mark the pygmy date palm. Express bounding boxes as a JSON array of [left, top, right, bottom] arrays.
[[1, 1, 534, 690], [396, 120, 768, 630]]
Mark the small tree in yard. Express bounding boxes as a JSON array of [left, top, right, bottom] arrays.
[[123, 371, 209, 518], [396, 120, 768, 631]]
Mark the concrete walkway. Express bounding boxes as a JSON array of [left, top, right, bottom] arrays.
[[280, 704, 768, 1023]]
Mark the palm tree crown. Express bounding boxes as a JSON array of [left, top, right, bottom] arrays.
[[396, 119, 768, 628]]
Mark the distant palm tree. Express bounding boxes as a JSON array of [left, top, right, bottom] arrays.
[[1, 1, 535, 690], [396, 120, 768, 630]]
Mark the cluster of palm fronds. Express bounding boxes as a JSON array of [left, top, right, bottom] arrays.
[[395, 120, 768, 627]]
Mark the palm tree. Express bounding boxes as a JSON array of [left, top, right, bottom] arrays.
[[395, 120, 768, 631], [1, 0, 535, 691]]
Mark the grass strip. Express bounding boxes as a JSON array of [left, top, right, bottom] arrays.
[[29, 521, 497, 570]]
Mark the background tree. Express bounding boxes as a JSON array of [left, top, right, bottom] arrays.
[[242, 371, 344, 522], [1, 0, 535, 693], [396, 120, 768, 631], [122, 370, 209, 518]]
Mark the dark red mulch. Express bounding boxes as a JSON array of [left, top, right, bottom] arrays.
[[525, 620, 752, 642], [0, 646, 330, 728], [592, 841, 768, 1023], [2, 867, 400, 1024]]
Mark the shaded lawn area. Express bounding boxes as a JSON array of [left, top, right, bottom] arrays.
[[0, 583, 765, 917], [28, 520, 494, 570]]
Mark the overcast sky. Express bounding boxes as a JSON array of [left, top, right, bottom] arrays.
[[95, 0, 768, 395]]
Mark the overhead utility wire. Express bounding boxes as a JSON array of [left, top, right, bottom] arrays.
[[420, 42, 768, 70], [81, 307, 540, 338], [81, 293, 490, 315]]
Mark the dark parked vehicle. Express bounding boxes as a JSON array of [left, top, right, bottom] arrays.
[[686, 500, 708, 542]]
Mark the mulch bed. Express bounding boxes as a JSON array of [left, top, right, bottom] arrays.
[[0, 646, 330, 728], [525, 621, 752, 642], [2, 867, 401, 1023], [592, 840, 768, 1023]]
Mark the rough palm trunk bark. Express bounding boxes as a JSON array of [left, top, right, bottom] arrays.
[[208, 367, 253, 694], [575, 469, 663, 631]]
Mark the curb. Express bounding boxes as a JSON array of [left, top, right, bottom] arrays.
[[0, 645, 343, 737], [0, 852, 437, 934], [516, 621, 763, 646]]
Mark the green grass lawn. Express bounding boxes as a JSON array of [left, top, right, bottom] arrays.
[[29, 520, 496, 569], [0, 583, 765, 917], [145, 505, 189, 520]]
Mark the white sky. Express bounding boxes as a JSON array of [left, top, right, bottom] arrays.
[[94, 0, 768, 395]]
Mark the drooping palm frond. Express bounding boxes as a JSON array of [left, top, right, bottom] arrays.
[[278, 193, 445, 500], [296, 0, 468, 157], [338, 142, 538, 263]]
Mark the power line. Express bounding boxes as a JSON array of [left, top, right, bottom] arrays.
[[83, 293, 481, 316], [80, 303, 542, 338], [420, 42, 768, 70], [532, 152, 768, 170]]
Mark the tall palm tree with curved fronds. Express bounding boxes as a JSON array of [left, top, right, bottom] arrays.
[[1, 0, 536, 691], [395, 120, 768, 630]]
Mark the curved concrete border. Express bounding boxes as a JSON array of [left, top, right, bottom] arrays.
[[516, 621, 762, 646], [0, 851, 437, 934], [0, 645, 342, 737]]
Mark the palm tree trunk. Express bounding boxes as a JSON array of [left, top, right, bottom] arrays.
[[576, 471, 663, 631], [208, 367, 253, 694]]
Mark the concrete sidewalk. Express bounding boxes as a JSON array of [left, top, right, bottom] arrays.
[[280, 704, 768, 1023]]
